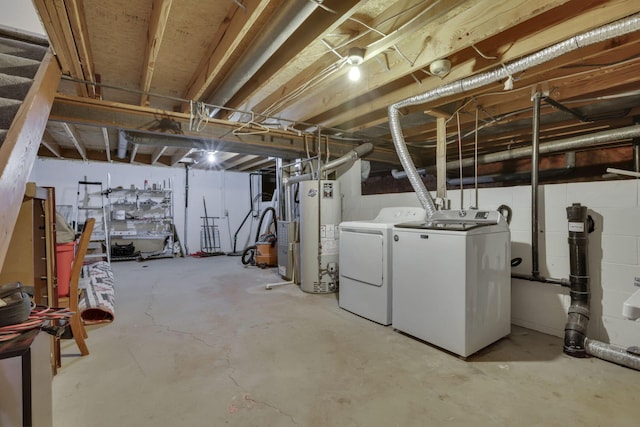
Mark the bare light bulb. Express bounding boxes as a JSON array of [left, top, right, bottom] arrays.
[[207, 151, 216, 163], [348, 65, 361, 81]]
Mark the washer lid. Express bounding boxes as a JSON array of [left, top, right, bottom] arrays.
[[395, 221, 491, 231], [395, 209, 506, 231]]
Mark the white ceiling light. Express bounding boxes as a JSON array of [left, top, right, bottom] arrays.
[[207, 151, 217, 163], [347, 47, 365, 81], [429, 58, 451, 77]]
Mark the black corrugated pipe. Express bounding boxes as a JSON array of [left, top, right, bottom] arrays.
[[563, 203, 591, 357], [564, 203, 640, 370]]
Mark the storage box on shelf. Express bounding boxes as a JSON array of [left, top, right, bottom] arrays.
[[108, 185, 175, 260]]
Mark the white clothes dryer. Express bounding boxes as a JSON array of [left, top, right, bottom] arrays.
[[339, 207, 426, 325]]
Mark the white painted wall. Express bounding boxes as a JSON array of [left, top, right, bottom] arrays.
[[339, 160, 640, 349], [0, 0, 45, 35], [30, 158, 272, 255]]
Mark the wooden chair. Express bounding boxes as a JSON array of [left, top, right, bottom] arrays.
[[65, 217, 95, 356]]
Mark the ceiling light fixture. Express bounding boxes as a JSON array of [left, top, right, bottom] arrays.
[[207, 151, 217, 163], [429, 58, 451, 77], [347, 47, 365, 82]]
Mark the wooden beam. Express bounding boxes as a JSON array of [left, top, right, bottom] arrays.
[[0, 53, 61, 270], [151, 146, 168, 164], [170, 148, 194, 166], [130, 143, 139, 163], [51, 0, 88, 96], [330, 0, 640, 133], [32, 0, 74, 74], [217, 154, 258, 170], [140, 0, 173, 106], [101, 127, 111, 162], [183, 0, 270, 103], [225, 0, 368, 114], [42, 131, 63, 158], [425, 109, 450, 119], [400, 39, 640, 142], [61, 122, 87, 161], [64, 0, 96, 97], [280, 0, 625, 124], [236, 157, 275, 171]]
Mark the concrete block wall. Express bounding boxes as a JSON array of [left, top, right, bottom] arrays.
[[339, 161, 640, 348]]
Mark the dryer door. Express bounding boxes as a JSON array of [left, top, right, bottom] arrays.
[[340, 229, 384, 287]]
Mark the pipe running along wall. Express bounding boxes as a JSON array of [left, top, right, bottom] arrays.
[[564, 203, 640, 371], [390, 125, 640, 180], [388, 13, 640, 218]]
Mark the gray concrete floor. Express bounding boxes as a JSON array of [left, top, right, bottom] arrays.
[[54, 256, 639, 426]]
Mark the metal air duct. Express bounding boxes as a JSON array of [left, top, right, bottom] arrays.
[[117, 129, 128, 159], [207, 0, 320, 117], [388, 13, 640, 218], [283, 142, 373, 219], [390, 125, 640, 180]]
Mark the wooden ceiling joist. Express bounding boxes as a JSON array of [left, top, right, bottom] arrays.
[[64, 0, 96, 97], [217, 153, 258, 170], [49, 94, 403, 164], [140, 0, 173, 106], [32, 0, 96, 97], [236, 157, 275, 171], [151, 145, 168, 164], [225, 0, 368, 114], [41, 131, 63, 158], [273, 0, 557, 122], [170, 148, 194, 166], [247, 0, 463, 118], [61, 122, 87, 161], [183, 0, 271, 103], [333, 3, 640, 134], [130, 143, 139, 163]]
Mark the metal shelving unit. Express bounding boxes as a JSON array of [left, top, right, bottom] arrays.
[[108, 184, 176, 260]]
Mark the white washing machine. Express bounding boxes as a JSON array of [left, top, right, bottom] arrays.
[[391, 210, 511, 357], [339, 207, 426, 325]]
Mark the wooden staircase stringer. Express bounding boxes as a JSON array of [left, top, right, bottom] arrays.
[[0, 51, 61, 270]]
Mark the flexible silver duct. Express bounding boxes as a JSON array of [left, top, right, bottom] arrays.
[[286, 143, 373, 186], [321, 142, 373, 176], [446, 125, 640, 171], [391, 124, 640, 179], [585, 339, 640, 371], [388, 13, 640, 218]]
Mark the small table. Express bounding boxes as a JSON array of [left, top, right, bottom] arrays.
[[0, 328, 40, 427]]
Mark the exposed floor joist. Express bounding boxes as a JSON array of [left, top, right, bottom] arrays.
[[151, 145, 168, 164], [140, 0, 172, 106], [48, 94, 403, 164], [42, 131, 63, 158], [61, 122, 87, 161]]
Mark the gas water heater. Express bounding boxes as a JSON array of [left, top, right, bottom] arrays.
[[299, 180, 341, 293]]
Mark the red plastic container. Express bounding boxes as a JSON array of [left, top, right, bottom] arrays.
[[56, 242, 75, 297]]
